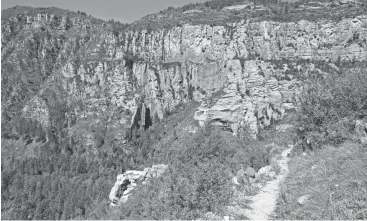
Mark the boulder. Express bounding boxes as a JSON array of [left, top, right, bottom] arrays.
[[235, 167, 258, 185], [232, 176, 240, 185], [249, 177, 257, 184], [257, 165, 272, 178], [204, 212, 222, 220], [297, 194, 311, 205], [244, 167, 256, 178]]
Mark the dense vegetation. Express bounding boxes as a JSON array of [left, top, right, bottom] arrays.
[[2, 1, 367, 220], [1, 122, 124, 219], [0, 103, 193, 220], [128, 0, 367, 31], [273, 61, 367, 220], [3, 60, 365, 219], [294, 65, 367, 150], [1, 101, 272, 220], [106, 124, 270, 220]]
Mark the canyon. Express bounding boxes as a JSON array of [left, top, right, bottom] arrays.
[[2, 4, 367, 153], [2, 1, 367, 219]]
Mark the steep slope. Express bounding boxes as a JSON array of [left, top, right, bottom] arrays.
[[1, 1, 367, 220], [3, 2, 367, 155]]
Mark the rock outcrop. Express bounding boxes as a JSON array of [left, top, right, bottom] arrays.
[[84, 16, 366, 135], [2, 5, 367, 151], [109, 164, 167, 206]]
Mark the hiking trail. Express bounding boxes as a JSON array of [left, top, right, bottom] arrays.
[[243, 145, 293, 220]]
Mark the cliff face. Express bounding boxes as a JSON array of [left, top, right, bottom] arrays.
[[123, 17, 366, 135], [2, 6, 367, 152]]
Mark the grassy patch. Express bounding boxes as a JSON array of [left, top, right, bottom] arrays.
[[275, 142, 367, 219]]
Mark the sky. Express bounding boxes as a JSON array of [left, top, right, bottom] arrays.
[[1, 0, 209, 23]]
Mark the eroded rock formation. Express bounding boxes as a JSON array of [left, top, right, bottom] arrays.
[[2, 6, 367, 151], [59, 16, 367, 137], [109, 164, 167, 206]]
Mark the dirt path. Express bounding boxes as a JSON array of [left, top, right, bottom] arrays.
[[243, 146, 293, 220]]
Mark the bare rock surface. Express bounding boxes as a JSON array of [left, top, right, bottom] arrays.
[[297, 194, 311, 206], [2, 5, 367, 151], [109, 164, 167, 206]]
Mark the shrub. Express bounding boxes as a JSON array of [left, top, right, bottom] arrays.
[[275, 142, 367, 220], [294, 67, 367, 150], [109, 124, 270, 219]]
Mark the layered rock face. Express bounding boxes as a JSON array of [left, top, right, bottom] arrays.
[[2, 6, 367, 151], [78, 17, 367, 137], [109, 164, 167, 206], [120, 16, 367, 134]]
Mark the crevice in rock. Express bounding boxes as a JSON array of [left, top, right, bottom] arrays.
[[144, 106, 152, 130], [129, 102, 154, 140], [129, 105, 142, 140]]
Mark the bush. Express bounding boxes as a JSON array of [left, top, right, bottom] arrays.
[[295, 68, 367, 150], [108, 124, 270, 219], [115, 163, 232, 220]]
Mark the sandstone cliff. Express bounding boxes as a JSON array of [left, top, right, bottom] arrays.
[[2, 4, 367, 153]]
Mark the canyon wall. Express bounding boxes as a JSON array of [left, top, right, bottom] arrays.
[[2, 10, 367, 151]]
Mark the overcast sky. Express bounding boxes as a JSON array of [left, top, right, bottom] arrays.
[[1, 0, 210, 23], [2, 0, 299, 23]]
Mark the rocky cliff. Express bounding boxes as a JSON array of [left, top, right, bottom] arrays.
[[2, 4, 367, 153]]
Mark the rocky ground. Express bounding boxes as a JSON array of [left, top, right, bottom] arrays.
[[219, 143, 293, 220], [242, 146, 293, 220]]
